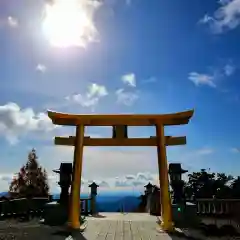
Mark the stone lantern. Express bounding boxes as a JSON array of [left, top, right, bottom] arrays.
[[168, 163, 187, 204], [88, 182, 99, 215], [168, 163, 200, 228], [53, 163, 73, 206], [43, 162, 72, 225], [89, 182, 99, 196], [149, 185, 161, 216], [145, 182, 153, 194], [144, 182, 153, 213]]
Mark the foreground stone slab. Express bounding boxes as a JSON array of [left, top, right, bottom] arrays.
[[0, 213, 238, 239]]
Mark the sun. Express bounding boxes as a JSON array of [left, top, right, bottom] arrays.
[[42, 0, 98, 48]]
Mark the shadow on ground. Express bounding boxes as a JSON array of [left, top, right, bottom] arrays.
[[199, 223, 240, 237], [157, 218, 240, 239], [89, 214, 106, 218], [52, 230, 87, 239], [168, 231, 202, 240]]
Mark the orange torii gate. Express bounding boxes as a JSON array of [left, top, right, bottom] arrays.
[[48, 110, 194, 232]]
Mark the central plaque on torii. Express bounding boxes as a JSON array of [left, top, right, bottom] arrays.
[[48, 110, 194, 232]]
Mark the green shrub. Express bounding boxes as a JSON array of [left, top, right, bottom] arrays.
[[80, 216, 86, 224]]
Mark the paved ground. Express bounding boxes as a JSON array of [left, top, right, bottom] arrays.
[[83, 214, 188, 240], [82, 213, 207, 240], [0, 213, 237, 240]]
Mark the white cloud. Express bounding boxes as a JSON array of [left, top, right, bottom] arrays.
[[125, 175, 135, 180], [0, 173, 15, 192], [0, 145, 215, 193], [0, 172, 62, 193], [113, 172, 157, 188], [7, 16, 18, 28], [199, 14, 215, 24], [136, 172, 154, 181], [36, 64, 47, 73], [121, 73, 136, 87], [97, 180, 109, 187], [223, 64, 235, 76], [31, 145, 160, 193], [122, 172, 156, 187], [116, 88, 139, 106], [87, 83, 108, 97], [125, 0, 132, 6], [195, 147, 214, 155], [219, 0, 232, 5], [189, 63, 235, 88], [66, 94, 98, 107], [0, 102, 56, 144], [230, 147, 240, 153], [65, 83, 108, 110], [200, 0, 240, 33], [116, 73, 139, 106], [141, 77, 157, 84], [40, 146, 157, 181], [188, 72, 216, 88], [0, 151, 153, 193], [115, 179, 130, 187], [0, 174, 14, 183]]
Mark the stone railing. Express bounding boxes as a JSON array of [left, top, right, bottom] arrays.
[[0, 197, 93, 218], [196, 198, 240, 220], [0, 197, 50, 219]]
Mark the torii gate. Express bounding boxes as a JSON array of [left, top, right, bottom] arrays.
[[48, 110, 194, 232]]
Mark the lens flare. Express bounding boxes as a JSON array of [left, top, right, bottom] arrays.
[[42, 0, 100, 48]]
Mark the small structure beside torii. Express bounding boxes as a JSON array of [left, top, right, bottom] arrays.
[[47, 110, 194, 232]]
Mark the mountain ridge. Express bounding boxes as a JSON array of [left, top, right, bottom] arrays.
[[0, 192, 141, 212]]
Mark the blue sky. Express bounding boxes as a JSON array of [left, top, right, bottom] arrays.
[[0, 0, 240, 194]]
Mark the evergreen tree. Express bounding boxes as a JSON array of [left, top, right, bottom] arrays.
[[9, 149, 49, 198], [9, 166, 27, 198], [185, 169, 233, 199]]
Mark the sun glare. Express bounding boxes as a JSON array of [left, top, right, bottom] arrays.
[[42, 0, 99, 48]]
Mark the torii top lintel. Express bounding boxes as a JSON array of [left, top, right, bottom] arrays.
[[47, 110, 194, 126]]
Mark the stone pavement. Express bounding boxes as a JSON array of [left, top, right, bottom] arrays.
[[82, 213, 199, 240], [0, 214, 237, 239], [82, 213, 240, 240]]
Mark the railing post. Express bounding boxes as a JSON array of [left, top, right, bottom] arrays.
[[226, 201, 229, 215], [220, 202, 223, 214], [85, 199, 88, 215], [80, 200, 84, 214], [196, 200, 200, 214]]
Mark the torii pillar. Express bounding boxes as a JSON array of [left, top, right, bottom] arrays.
[[69, 125, 85, 228], [47, 110, 194, 232]]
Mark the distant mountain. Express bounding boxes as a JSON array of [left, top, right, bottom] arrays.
[[96, 196, 124, 203], [0, 192, 9, 197], [53, 193, 141, 212], [97, 196, 141, 212], [52, 193, 89, 200], [0, 192, 141, 212]]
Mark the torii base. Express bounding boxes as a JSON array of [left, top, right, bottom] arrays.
[[172, 202, 200, 228], [42, 202, 68, 226]]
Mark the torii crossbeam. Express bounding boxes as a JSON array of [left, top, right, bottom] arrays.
[[48, 110, 194, 232]]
